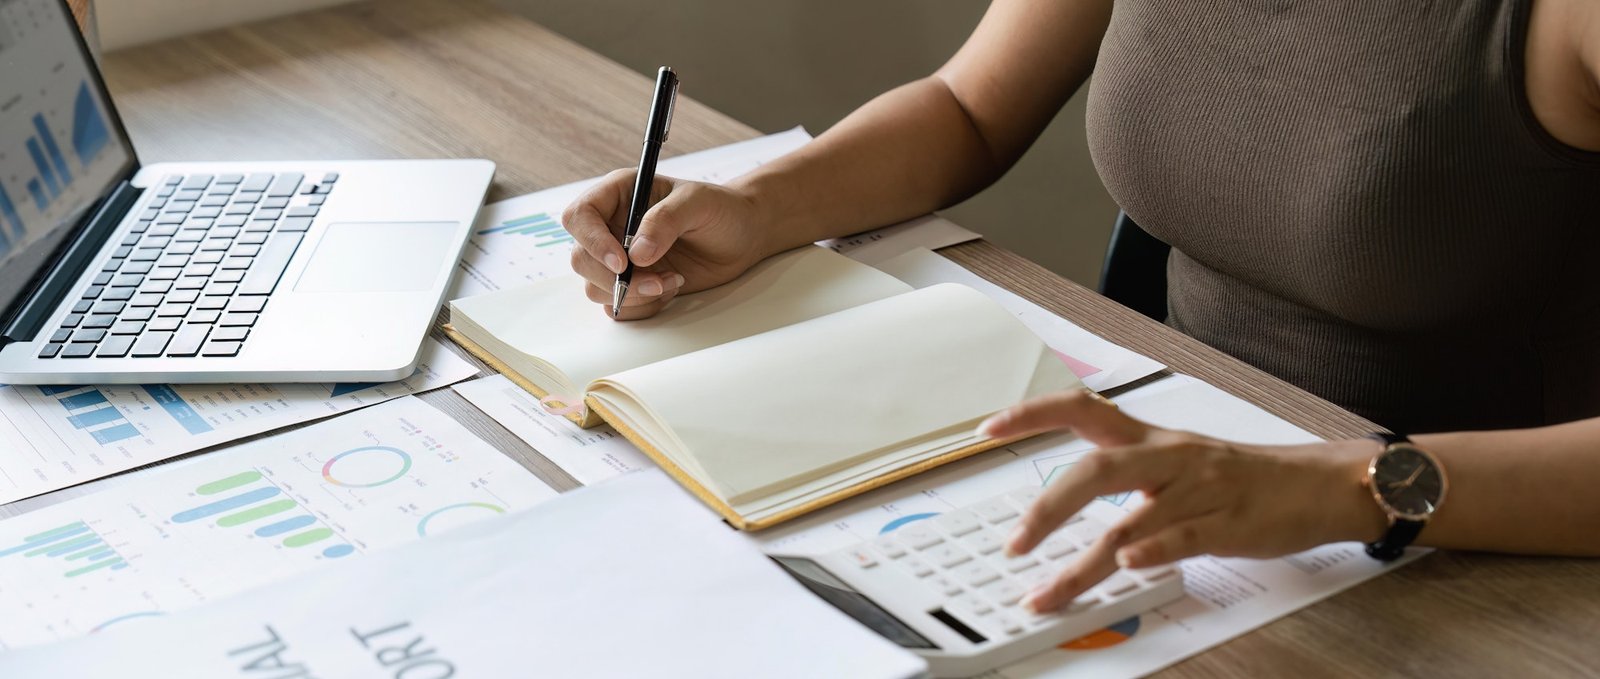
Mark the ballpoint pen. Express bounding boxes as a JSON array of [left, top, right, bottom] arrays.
[[612, 66, 680, 317]]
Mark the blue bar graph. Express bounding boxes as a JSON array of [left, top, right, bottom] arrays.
[[26, 179, 47, 211], [25, 138, 60, 199], [0, 521, 130, 578], [170, 487, 282, 523], [0, 522, 90, 558], [142, 386, 214, 435], [73, 82, 111, 165], [58, 390, 109, 410], [89, 423, 141, 445], [254, 515, 317, 537], [67, 406, 124, 429], [0, 183, 20, 243], [31, 114, 73, 187]]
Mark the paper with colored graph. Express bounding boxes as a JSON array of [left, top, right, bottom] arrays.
[[0, 339, 479, 505], [451, 127, 980, 298], [452, 374, 650, 485], [0, 395, 556, 651], [753, 375, 1424, 679]]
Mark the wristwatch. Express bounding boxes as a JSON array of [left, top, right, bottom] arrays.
[[1361, 433, 1448, 562]]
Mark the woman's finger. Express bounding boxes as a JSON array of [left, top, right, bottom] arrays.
[[627, 182, 701, 267], [606, 288, 679, 320], [583, 271, 683, 307], [562, 171, 635, 274], [979, 388, 1151, 447], [1114, 513, 1227, 569], [1008, 443, 1184, 556], [1020, 525, 1122, 614]]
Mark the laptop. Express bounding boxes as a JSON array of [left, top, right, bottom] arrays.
[[0, 0, 493, 385]]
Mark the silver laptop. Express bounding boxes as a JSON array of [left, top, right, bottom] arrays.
[[0, 0, 493, 384]]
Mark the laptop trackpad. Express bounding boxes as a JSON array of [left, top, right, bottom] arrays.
[[294, 222, 457, 293]]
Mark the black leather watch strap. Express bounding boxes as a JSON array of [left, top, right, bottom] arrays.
[[1364, 432, 1423, 562]]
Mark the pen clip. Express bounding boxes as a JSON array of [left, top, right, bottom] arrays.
[[662, 76, 679, 144]]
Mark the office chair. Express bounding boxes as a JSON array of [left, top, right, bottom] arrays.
[[1096, 211, 1171, 322]]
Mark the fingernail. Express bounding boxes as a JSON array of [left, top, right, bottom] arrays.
[[669, 273, 686, 289], [977, 411, 1009, 437], [1022, 588, 1051, 614], [603, 253, 624, 274], [1004, 525, 1026, 557], [639, 279, 663, 296], [629, 237, 656, 263], [1115, 548, 1136, 569]]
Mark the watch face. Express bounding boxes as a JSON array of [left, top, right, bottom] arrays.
[[1371, 444, 1446, 520]]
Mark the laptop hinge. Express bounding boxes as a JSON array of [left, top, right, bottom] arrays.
[[1, 180, 141, 346]]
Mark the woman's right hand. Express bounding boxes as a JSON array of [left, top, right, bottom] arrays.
[[562, 170, 774, 320]]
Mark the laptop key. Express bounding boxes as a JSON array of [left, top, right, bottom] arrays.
[[97, 335, 136, 357], [241, 173, 272, 192], [239, 233, 303, 295], [224, 203, 254, 215], [192, 251, 224, 264], [253, 208, 283, 221], [188, 310, 221, 324], [147, 317, 181, 332], [174, 276, 208, 290], [131, 332, 173, 357], [156, 213, 185, 224], [82, 315, 116, 329], [199, 195, 228, 207], [192, 206, 222, 218], [143, 236, 173, 248], [195, 297, 227, 311], [138, 280, 172, 294], [157, 303, 192, 317], [221, 257, 253, 270], [100, 258, 124, 272], [219, 313, 257, 327], [38, 343, 62, 358], [167, 241, 198, 255], [150, 267, 183, 281], [111, 273, 143, 287], [110, 321, 144, 335], [174, 188, 204, 201], [286, 206, 318, 218], [168, 289, 201, 304], [60, 314, 83, 328], [130, 220, 152, 234], [180, 174, 212, 190], [219, 215, 248, 227], [121, 307, 155, 321], [82, 286, 104, 299], [71, 300, 93, 314], [244, 220, 276, 233], [101, 288, 134, 302], [49, 329, 72, 343], [200, 340, 242, 357], [122, 260, 155, 275], [61, 344, 95, 358], [205, 282, 237, 296], [130, 293, 164, 307], [158, 254, 189, 267], [184, 264, 217, 277], [266, 173, 303, 197], [227, 296, 267, 313], [71, 329, 106, 343], [131, 248, 162, 261], [307, 194, 326, 206], [278, 217, 313, 232], [261, 196, 289, 209], [216, 173, 244, 184], [234, 191, 263, 204], [214, 269, 245, 283], [166, 325, 210, 356], [91, 301, 125, 315], [210, 326, 249, 342]]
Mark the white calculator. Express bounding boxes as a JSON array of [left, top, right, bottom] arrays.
[[768, 487, 1184, 678]]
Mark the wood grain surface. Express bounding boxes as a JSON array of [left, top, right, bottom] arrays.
[[6, 0, 1595, 675]]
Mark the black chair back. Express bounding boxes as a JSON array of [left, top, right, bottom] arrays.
[[1097, 211, 1171, 322]]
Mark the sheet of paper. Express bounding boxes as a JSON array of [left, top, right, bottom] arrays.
[[875, 248, 1164, 392], [0, 395, 556, 652], [752, 375, 1424, 678], [0, 470, 927, 679], [449, 127, 981, 298], [0, 339, 479, 505], [452, 374, 650, 484]]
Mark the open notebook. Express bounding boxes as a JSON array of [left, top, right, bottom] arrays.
[[447, 247, 1081, 529]]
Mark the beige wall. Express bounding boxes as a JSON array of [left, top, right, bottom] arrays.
[[97, 0, 360, 51], [495, 0, 1119, 285]]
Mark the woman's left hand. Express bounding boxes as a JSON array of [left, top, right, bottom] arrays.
[[976, 389, 1386, 614]]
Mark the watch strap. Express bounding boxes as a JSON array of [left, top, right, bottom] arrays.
[[1363, 431, 1423, 562], [1366, 518, 1423, 562]]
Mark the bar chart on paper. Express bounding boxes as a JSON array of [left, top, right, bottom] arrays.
[[477, 211, 575, 248], [0, 397, 556, 651]]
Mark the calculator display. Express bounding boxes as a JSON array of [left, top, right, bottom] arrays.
[[770, 556, 937, 650]]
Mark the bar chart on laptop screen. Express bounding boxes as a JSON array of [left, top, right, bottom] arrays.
[[0, 0, 123, 260]]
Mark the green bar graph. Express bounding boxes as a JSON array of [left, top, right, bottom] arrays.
[[65, 558, 120, 578], [67, 547, 112, 561], [197, 471, 263, 495], [283, 528, 333, 548], [25, 521, 88, 543], [217, 499, 297, 527], [26, 533, 98, 557]]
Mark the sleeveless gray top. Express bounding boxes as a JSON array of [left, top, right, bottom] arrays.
[[1086, 0, 1600, 433]]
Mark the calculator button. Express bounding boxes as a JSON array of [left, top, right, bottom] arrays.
[[895, 524, 944, 551], [1040, 534, 1079, 560], [1007, 487, 1043, 509], [953, 562, 1001, 588], [900, 557, 935, 578], [842, 547, 878, 569], [1064, 521, 1101, 547], [951, 594, 993, 617], [870, 537, 906, 559], [1095, 571, 1139, 598], [995, 613, 1025, 636], [971, 499, 1019, 524], [924, 543, 972, 569], [1013, 567, 1053, 590], [1133, 565, 1178, 583], [1066, 593, 1099, 613], [995, 553, 1041, 574], [929, 576, 963, 596], [979, 579, 1027, 607], [961, 531, 1004, 556], [934, 510, 983, 537]]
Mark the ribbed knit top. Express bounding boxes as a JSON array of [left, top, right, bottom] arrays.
[[1086, 0, 1600, 433]]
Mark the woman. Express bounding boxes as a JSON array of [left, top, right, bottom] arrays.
[[563, 0, 1600, 613]]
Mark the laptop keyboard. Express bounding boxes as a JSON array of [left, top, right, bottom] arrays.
[[36, 171, 337, 360]]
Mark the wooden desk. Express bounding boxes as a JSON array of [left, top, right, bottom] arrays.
[[16, 0, 1596, 675]]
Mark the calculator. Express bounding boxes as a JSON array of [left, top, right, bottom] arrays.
[[768, 487, 1185, 678]]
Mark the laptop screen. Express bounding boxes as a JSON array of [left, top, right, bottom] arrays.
[[0, 0, 134, 318]]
